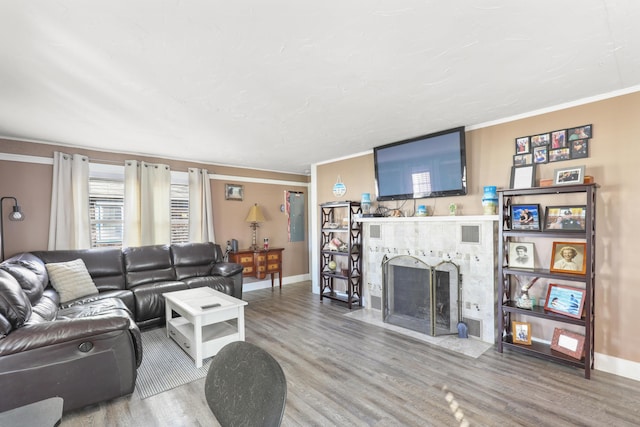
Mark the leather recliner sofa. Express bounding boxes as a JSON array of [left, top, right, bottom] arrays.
[[0, 242, 243, 413]]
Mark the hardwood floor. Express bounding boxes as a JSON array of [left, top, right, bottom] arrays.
[[61, 281, 640, 426]]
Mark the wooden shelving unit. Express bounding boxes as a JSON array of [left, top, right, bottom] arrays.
[[497, 184, 597, 378]]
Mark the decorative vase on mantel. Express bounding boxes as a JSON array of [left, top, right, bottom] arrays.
[[482, 186, 498, 215]]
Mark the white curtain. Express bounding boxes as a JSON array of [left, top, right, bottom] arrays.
[[124, 160, 171, 246], [188, 168, 215, 243], [48, 152, 91, 250]]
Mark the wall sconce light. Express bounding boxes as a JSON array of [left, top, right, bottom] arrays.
[[245, 203, 265, 251], [1, 197, 26, 261]]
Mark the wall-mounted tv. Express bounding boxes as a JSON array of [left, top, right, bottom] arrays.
[[373, 126, 467, 201]]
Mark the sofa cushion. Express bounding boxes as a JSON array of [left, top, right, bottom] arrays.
[[183, 276, 234, 295], [123, 245, 176, 288], [33, 248, 126, 292], [0, 270, 32, 336], [171, 242, 218, 280], [45, 259, 99, 304], [130, 281, 188, 324], [0, 253, 48, 304]]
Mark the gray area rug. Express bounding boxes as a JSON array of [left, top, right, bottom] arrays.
[[135, 327, 211, 399]]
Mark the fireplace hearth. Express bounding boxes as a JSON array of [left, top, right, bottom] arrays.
[[382, 255, 461, 337]]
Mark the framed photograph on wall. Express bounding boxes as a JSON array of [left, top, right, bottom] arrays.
[[544, 284, 586, 319], [549, 242, 587, 275], [512, 321, 532, 345], [553, 165, 585, 185], [543, 206, 586, 231], [533, 146, 548, 164], [513, 153, 532, 166], [508, 242, 535, 269], [510, 165, 536, 189], [571, 139, 589, 159], [530, 133, 550, 147], [551, 328, 586, 359], [515, 136, 530, 154], [511, 204, 541, 231], [567, 124, 592, 141], [225, 184, 244, 201], [549, 148, 570, 162], [550, 130, 567, 149]]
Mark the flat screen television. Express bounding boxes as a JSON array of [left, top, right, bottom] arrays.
[[373, 126, 467, 201]]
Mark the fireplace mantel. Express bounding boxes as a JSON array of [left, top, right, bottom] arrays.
[[359, 215, 498, 344]]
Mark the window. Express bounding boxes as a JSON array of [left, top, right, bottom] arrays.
[[88, 165, 190, 247]]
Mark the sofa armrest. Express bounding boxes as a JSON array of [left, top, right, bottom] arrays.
[[211, 262, 243, 277], [0, 315, 131, 356]]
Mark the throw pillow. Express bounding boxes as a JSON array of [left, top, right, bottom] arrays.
[[45, 258, 99, 304]]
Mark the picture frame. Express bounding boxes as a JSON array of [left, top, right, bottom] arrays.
[[533, 146, 548, 164], [567, 124, 592, 141], [530, 133, 550, 147], [508, 241, 535, 269], [553, 165, 585, 185], [570, 139, 589, 159], [510, 204, 541, 231], [544, 284, 586, 319], [225, 183, 244, 201], [543, 206, 586, 231], [513, 153, 532, 166], [549, 242, 587, 275], [550, 130, 567, 149], [551, 328, 586, 360], [549, 147, 570, 162], [515, 136, 530, 154], [512, 321, 532, 345], [510, 165, 535, 189]]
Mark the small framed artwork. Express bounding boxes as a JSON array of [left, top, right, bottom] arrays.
[[511, 204, 541, 231], [512, 321, 532, 345], [513, 153, 532, 166], [225, 184, 244, 201], [549, 148, 570, 162], [515, 136, 530, 154], [553, 165, 585, 185], [543, 206, 586, 231], [530, 133, 550, 147], [549, 242, 587, 275], [567, 124, 592, 141], [550, 130, 567, 149], [544, 284, 586, 319], [570, 139, 589, 159], [510, 165, 536, 189], [551, 328, 586, 360], [533, 146, 548, 164], [508, 241, 535, 269]]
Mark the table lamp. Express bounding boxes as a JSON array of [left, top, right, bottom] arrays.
[[245, 203, 265, 250]]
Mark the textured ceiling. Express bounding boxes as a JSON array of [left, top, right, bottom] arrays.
[[1, 1, 639, 175]]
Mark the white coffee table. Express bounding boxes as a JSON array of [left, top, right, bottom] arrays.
[[163, 287, 248, 368]]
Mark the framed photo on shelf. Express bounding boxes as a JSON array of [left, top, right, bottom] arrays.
[[553, 165, 585, 185], [510, 165, 535, 189], [511, 204, 541, 231], [512, 321, 532, 345], [515, 136, 530, 154], [543, 206, 586, 231], [544, 284, 586, 319], [224, 184, 244, 201], [567, 124, 592, 141], [551, 328, 586, 359], [549, 241, 587, 274], [507, 241, 535, 269]]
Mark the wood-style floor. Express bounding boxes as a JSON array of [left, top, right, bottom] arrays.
[[61, 281, 640, 427]]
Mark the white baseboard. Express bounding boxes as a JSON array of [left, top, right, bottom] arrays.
[[242, 274, 310, 293], [595, 352, 640, 382]]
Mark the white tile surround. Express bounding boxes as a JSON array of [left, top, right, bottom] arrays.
[[358, 215, 498, 344]]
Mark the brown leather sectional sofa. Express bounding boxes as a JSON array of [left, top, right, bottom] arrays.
[[0, 242, 243, 413]]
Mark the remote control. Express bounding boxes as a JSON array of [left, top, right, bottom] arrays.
[[201, 303, 221, 309]]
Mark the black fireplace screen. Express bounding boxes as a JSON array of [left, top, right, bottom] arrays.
[[382, 255, 460, 336]]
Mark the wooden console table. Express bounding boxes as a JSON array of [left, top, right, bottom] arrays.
[[229, 248, 284, 288]]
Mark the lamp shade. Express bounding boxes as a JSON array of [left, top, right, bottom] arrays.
[[245, 204, 265, 223]]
